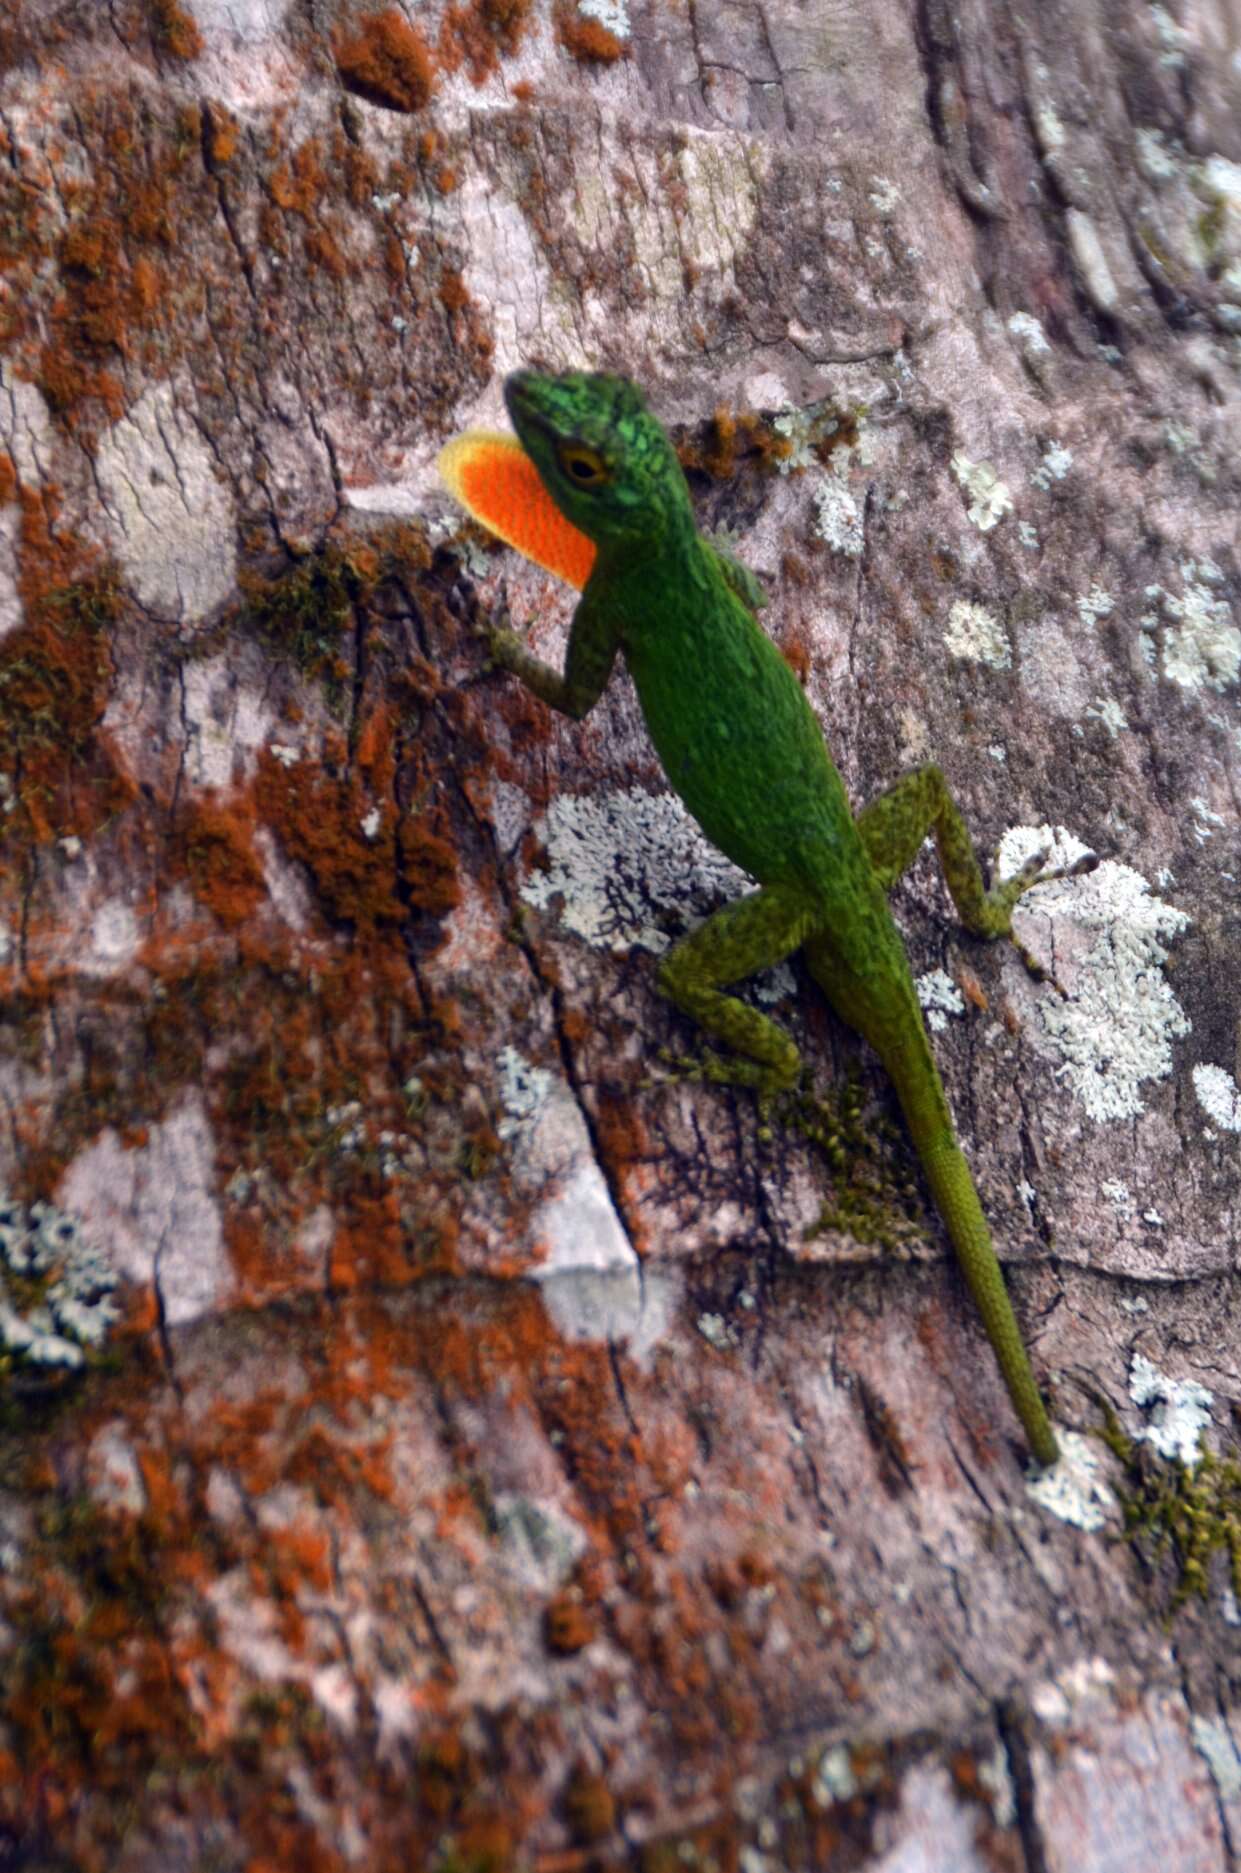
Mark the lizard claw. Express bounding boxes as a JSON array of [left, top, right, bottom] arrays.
[[986, 842, 1099, 931], [644, 1046, 714, 1087], [1050, 846, 1099, 883], [447, 581, 527, 670], [469, 585, 526, 673], [645, 1045, 799, 1097], [995, 842, 1099, 895], [1024, 846, 1099, 890], [985, 843, 1098, 995]]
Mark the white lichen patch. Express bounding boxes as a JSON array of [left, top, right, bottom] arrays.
[[1031, 441, 1073, 489], [1032, 89, 1067, 158], [697, 1312, 736, 1351], [426, 190, 543, 385], [772, 405, 817, 475], [1192, 1063, 1241, 1133], [1164, 420, 1202, 458], [1029, 1656, 1117, 1728], [950, 454, 1013, 531], [868, 176, 900, 216], [814, 1744, 860, 1804], [307, 1098, 426, 1183], [492, 1494, 588, 1592], [188, 0, 299, 48], [1026, 1429, 1117, 1530], [1076, 585, 1114, 626], [1101, 1179, 1135, 1220], [497, 1045, 556, 1143], [1007, 311, 1050, 354], [944, 600, 1012, 670], [976, 1745, 1017, 1829], [999, 827, 1191, 1123], [1190, 1715, 1241, 1802], [916, 969, 964, 1034], [1136, 126, 1178, 183], [578, 0, 630, 34], [1198, 153, 1241, 209], [1130, 1352, 1213, 1463], [0, 1194, 120, 1371], [95, 382, 237, 629], [1085, 695, 1128, 738], [520, 787, 752, 954], [1144, 565, 1241, 692], [1191, 796, 1225, 843], [811, 477, 864, 557]]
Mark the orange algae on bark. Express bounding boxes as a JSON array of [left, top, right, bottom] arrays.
[[252, 694, 462, 937], [175, 792, 267, 929], [254, 735, 405, 930], [399, 812, 462, 919], [326, 1187, 407, 1290], [555, 2, 627, 62], [0, 490, 132, 856], [18, 94, 200, 436], [336, 8, 437, 113], [268, 136, 328, 219], [203, 100, 241, 165], [438, 0, 535, 84], [305, 225, 350, 279], [150, 0, 205, 60], [1, 1325, 433, 1862], [0, 1254, 814, 1865], [37, 216, 130, 423], [438, 267, 470, 312]]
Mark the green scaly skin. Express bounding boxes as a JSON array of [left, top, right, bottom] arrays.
[[488, 368, 1067, 1468]]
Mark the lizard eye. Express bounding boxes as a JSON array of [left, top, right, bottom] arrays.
[[558, 444, 608, 488]]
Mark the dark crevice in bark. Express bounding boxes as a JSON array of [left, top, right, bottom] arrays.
[[997, 1697, 1052, 1873]]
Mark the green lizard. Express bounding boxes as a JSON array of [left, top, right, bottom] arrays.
[[442, 369, 1087, 1468]]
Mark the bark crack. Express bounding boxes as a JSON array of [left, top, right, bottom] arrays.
[[996, 1697, 1051, 1873]]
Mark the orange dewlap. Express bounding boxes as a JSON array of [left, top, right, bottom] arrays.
[[437, 430, 597, 591]]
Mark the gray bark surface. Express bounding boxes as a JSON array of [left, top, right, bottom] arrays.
[[0, 1, 1239, 1868]]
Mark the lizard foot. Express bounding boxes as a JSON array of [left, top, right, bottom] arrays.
[[989, 844, 1098, 997], [483, 589, 528, 671], [646, 1046, 801, 1098], [983, 842, 1099, 932], [446, 582, 524, 672]]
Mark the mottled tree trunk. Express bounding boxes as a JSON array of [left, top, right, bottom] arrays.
[[1, 1, 1240, 1868]]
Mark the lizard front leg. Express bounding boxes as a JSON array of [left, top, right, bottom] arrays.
[[487, 585, 621, 721]]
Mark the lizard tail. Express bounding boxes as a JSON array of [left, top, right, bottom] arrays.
[[884, 1047, 1060, 1468]]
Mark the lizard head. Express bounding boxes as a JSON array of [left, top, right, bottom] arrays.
[[504, 370, 695, 549]]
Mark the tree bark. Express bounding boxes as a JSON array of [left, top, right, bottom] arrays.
[[1, 1, 1240, 1868]]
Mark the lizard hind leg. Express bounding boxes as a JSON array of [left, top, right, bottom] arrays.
[[655, 881, 821, 1096], [855, 761, 1092, 940]]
